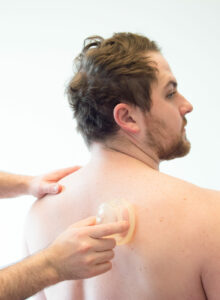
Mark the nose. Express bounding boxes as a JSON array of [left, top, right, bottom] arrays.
[[179, 94, 193, 116]]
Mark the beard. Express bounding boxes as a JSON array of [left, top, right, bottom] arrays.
[[145, 117, 191, 161], [157, 133, 191, 160]]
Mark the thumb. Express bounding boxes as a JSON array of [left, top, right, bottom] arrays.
[[39, 183, 61, 196]]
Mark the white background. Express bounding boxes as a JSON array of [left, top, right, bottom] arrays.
[[0, 0, 219, 274]]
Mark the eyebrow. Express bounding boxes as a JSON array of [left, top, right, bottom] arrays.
[[164, 80, 178, 90]]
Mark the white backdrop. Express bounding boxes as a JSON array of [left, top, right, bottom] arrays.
[[0, 0, 219, 273]]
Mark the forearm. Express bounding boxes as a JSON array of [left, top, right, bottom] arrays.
[[0, 250, 59, 300], [0, 172, 33, 198]]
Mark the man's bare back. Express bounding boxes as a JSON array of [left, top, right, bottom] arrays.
[[24, 150, 220, 300]]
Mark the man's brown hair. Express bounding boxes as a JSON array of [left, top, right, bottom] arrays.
[[67, 32, 160, 146]]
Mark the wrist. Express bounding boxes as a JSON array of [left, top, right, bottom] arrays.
[[22, 175, 34, 196], [35, 248, 60, 286], [41, 246, 62, 284]]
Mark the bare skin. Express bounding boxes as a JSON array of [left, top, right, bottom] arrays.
[[24, 52, 220, 299], [24, 150, 220, 300], [0, 167, 129, 299], [1, 215, 127, 300]]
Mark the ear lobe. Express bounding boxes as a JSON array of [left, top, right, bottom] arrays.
[[113, 103, 140, 134]]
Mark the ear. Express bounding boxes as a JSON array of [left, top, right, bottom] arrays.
[[113, 103, 140, 134]]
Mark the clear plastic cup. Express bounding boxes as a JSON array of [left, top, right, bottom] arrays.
[[96, 199, 135, 245]]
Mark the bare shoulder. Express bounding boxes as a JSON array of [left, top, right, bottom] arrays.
[[158, 170, 220, 202], [195, 188, 220, 299], [147, 171, 220, 237], [24, 192, 66, 253], [24, 172, 84, 254], [154, 173, 220, 284], [165, 176, 220, 299]]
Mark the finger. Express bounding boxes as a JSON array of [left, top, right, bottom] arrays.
[[89, 221, 129, 239], [89, 262, 112, 278], [93, 250, 115, 264], [70, 216, 97, 228], [94, 237, 116, 252], [44, 166, 81, 181]]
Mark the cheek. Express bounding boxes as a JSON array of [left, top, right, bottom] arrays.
[[152, 106, 182, 134], [147, 96, 183, 129], [162, 104, 181, 127], [168, 114, 182, 131]]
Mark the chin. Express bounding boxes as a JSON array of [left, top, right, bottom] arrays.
[[159, 137, 191, 161]]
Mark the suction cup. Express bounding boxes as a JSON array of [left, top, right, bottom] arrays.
[[96, 199, 135, 245]]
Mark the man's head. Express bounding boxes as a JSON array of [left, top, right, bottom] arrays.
[[67, 32, 193, 161], [67, 33, 159, 144]]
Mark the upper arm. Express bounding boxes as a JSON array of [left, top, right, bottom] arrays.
[[201, 257, 220, 300], [23, 197, 56, 254], [200, 190, 220, 299], [23, 202, 49, 300]]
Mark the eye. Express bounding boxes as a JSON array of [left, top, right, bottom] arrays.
[[167, 91, 176, 99]]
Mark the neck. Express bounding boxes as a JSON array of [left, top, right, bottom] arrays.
[[90, 137, 160, 170]]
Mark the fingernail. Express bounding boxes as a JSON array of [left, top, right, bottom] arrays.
[[52, 184, 59, 193]]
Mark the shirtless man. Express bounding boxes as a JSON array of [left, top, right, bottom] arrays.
[[24, 33, 220, 299]]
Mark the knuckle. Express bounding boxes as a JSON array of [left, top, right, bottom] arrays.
[[109, 250, 115, 259], [109, 238, 116, 248], [84, 263, 97, 278], [88, 269, 97, 278], [72, 229, 82, 240], [107, 261, 112, 270], [86, 256, 95, 265], [80, 241, 91, 253]]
